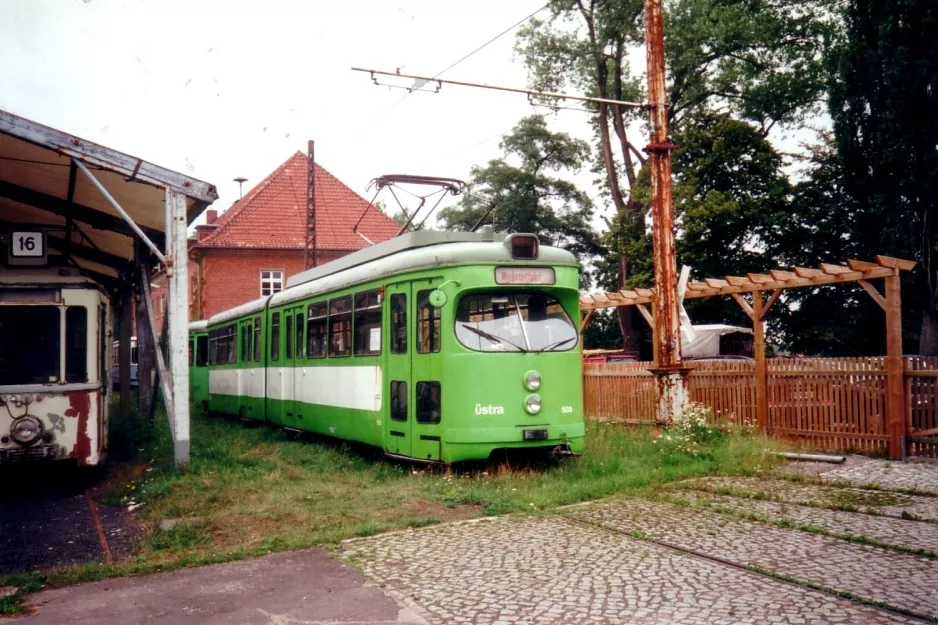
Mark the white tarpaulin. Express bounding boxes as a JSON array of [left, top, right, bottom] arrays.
[[681, 324, 753, 358]]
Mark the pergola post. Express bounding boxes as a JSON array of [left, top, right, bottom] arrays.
[[884, 271, 905, 460], [752, 290, 768, 435], [119, 285, 132, 414], [135, 241, 155, 418], [166, 189, 190, 466]]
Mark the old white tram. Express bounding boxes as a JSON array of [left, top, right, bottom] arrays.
[[0, 269, 112, 465]]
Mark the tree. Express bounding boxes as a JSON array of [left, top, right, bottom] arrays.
[[516, 0, 836, 349], [827, 0, 938, 354], [439, 115, 603, 285]]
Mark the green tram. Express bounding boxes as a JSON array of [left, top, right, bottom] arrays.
[[195, 230, 585, 463], [188, 320, 210, 408]]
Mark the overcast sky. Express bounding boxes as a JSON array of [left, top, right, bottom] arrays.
[[1, 0, 613, 225]]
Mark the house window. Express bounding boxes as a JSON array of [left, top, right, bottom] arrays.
[[260, 270, 284, 297]]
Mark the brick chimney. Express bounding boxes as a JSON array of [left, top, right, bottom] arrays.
[[195, 209, 219, 242]]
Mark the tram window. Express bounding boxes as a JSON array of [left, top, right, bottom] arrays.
[[270, 313, 280, 361], [189, 339, 194, 367], [241, 324, 250, 362], [65, 306, 88, 383], [0, 306, 61, 385], [99, 307, 107, 387], [390, 293, 407, 354], [253, 318, 262, 362], [295, 312, 304, 359], [329, 296, 352, 357], [286, 314, 295, 359], [390, 381, 407, 422], [354, 289, 382, 356], [417, 290, 441, 353], [196, 335, 209, 367], [416, 381, 441, 424], [228, 325, 237, 364], [306, 302, 327, 359], [455, 292, 577, 353]]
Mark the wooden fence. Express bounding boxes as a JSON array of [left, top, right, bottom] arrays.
[[583, 357, 938, 456]]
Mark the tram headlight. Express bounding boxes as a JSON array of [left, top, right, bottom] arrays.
[[11, 416, 42, 445], [524, 370, 541, 392], [525, 394, 542, 415]]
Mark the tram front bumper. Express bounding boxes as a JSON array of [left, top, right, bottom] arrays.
[[444, 422, 585, 446]]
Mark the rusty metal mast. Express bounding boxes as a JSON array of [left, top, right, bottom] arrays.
[[304, 140, 317, 270], [644, 0, 688, 422]]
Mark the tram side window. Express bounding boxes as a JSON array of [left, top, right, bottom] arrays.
[[196, 335, 209, 367], [390, 293, 406, 354], [390, 381, 407, 421], [329, 296, 352, 357], [354, 289, 382, 356], [416, 381, 441, 424], [286, 314, 295, 359], [295, 311, 304, 359], [253, 318, 261, 362], [0, 306, 61, 385], [270, 313, 280, 361], [65, 306, 88, 383], [306, 302, 327, 359], [417, 290, 441, 353], [227, 325, 237, 364], [189, 339, 194, 367], [240, 324, 250, 362]]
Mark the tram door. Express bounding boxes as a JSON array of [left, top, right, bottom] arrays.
[[283, 304, 305, 430], [384, 279, 444, 461]]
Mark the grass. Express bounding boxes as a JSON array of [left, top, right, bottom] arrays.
[[3, 404, 782, 611]]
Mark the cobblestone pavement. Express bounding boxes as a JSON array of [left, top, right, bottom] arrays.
[[665, 490, 938, 554], [673, 476, 938, 521], [341, 516, 917, 624], [571, 500, 938, 620], [782, 456, 938, 494]]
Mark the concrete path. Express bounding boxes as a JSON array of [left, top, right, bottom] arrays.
[[21, 549, 428, 625]]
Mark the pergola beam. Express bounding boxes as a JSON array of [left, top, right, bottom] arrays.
[[580, 258, 911, 311]]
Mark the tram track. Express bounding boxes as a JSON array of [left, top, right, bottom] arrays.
[[560, 511, 938, 624]]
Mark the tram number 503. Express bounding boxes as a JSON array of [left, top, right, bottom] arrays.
[[561, 406, 573, 414]]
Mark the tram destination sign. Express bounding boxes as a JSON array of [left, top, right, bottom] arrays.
[[494, 266, 555, 285], [7, 230, 48, 266]]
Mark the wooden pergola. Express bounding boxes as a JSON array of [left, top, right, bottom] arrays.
[[579, 255, 917, 459]]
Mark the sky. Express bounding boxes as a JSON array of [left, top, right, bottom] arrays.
[[1, 0, 599, 225]]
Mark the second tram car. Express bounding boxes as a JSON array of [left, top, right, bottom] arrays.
[[194, 230, 585, 463], [0, 269, 112, 465]]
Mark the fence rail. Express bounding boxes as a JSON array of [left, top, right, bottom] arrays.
[[583, 357, 938, 456]]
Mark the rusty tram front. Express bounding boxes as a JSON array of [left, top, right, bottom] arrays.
[[0, 269, 111, 466]]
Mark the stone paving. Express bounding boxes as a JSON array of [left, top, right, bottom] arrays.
[[341, 516, 917, 624], [781, 455, 938, 494], [673, 476, 938, 521], [571, 500, 938, 620], [665, 490, 938, 554]]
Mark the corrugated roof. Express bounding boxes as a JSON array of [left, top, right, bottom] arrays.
[[195, 151, 400, 251]]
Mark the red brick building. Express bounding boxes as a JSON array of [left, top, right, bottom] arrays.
[[151, 151, 399, 327]]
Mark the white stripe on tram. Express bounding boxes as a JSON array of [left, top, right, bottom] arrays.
[[209, 366, 382, 412]]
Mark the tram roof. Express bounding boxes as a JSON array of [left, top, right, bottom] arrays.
[[188, 320, 209, 333], [207, 232, 578, 326], [0, 110, 218, 288]]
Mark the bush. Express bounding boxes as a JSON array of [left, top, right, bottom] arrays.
[[654, 402, 745, 457]]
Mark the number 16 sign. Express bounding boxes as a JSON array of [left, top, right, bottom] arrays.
[[8, 231, 47, 266]]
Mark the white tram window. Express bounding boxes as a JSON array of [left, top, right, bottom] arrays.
[[64, 306, 89, 384], [329, 296, 352, 357], [306, 303, 327, 359], [0, 305, 61, 385], [260, 270, 284, 297], [354, 289, 382, 356]]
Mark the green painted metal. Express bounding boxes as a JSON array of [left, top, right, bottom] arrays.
[[191, 238, 585, 463]]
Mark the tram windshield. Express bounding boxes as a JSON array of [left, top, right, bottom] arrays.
[[0, 306, 61, 385], [455, 292, 577, 353]]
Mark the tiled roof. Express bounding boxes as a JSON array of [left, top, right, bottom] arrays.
[[196, 151, 400, 251]]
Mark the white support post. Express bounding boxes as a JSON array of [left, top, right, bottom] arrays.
[[166, 188, 190, 466]]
